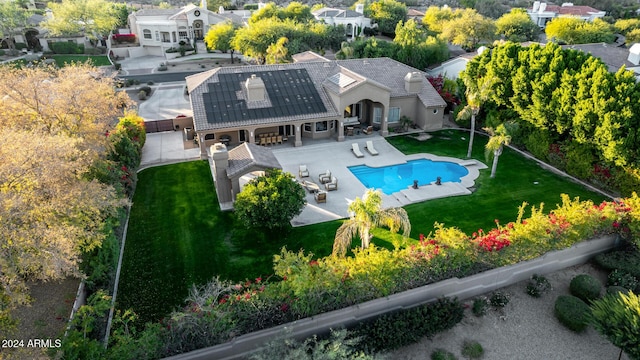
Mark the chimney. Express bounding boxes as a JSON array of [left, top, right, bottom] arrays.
[[539, 2, 547, 12], [211, 143, 229, 176], [245, 74, 265, 102], [404, 72, 423, 93], [532, 1, 540, 12], [355, 3, 364, 14]]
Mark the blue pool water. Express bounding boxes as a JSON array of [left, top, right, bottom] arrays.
[[349, 159, 469, 195]]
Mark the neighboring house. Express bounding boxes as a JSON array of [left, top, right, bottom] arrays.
[[312, 4, 372, 38], [126, 0, 241, 57], [406, 8, 425, 22], [185, 53, 446, 159], [562, 42, 640, 81], [426, 46, 488, 80], [527, 1, 605, 28]]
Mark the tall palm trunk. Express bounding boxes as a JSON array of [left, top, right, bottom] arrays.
[[467, 113, 476, 158], [490, 146, 503, 178]]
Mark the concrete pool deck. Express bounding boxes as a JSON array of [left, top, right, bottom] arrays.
[[140, 131, 488, 227], [272, 136, 487, 226]]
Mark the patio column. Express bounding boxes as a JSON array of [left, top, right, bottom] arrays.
[[337, 119, 345, 141], [295, 125, 302, 147], [380, 107, 389, 136], [199, 133, 207, 159]]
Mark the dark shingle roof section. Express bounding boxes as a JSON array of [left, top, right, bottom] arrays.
[[226, 143, 282, 178], [187, 58, 446, 131], [202, 68, 327, 124]]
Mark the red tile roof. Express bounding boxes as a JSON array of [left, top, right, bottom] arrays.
[[543, 4, 603, 16]]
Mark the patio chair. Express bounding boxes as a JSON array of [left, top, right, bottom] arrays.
[[363, 126, 374, 135], [365, 140, 379, 156], [299, 165, 309, 178], [259, 137, 267, 146], [351, 143, 364, 158], [303, 180, 321, 193], [346, 127, 354, 136], [319, 170, 331, 183], [324, 177, 338, 191], [314, 191, 327, 203]]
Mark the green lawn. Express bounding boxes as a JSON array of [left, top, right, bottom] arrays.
[[118, 130, 607, 324], [50, 55, 111, 67]]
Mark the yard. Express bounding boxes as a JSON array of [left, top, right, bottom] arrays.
[[117, 130, 608, 325]]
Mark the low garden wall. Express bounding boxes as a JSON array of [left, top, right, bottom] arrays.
[[164, 234, 618, 360]]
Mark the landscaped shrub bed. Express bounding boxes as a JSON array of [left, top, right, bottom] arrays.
[[352, 297, 465, 352]]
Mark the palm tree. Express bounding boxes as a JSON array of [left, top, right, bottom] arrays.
[[332, 189, 411, 257], [484, 124, 511, 178], [457, 76, 496, 158]]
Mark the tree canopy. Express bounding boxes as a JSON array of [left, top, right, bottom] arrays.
[[234, 169, 306, 230], [495, 8, 539, 42], [43, 0, 119, 40], [439, 8, 496, 50], [364, 0, 407, 36], [204, 21, 238, 63], [545, 17, 615, 45]]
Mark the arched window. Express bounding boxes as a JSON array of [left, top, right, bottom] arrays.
[[143, 29, 152, 39]]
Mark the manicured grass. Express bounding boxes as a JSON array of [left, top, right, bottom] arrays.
[[118, 161, 340, 323], [119, 130, 607, 324], [50, 55, 111, 67], [388, 129, 608, 236]]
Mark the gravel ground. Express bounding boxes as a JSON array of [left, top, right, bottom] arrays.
[[390, 263, 628, 360]]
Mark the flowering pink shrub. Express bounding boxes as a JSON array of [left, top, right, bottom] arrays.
[[112, 34, 136, 43]]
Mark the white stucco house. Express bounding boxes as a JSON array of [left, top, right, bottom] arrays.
[[126, 0, 242, 57], [312, 4, 372, 38], [527, 1, 605, 29]]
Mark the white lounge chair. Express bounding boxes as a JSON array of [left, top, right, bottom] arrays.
[[365, 140, 379, 156], [351, 143, 364, 158], [303, 180, 320, 193], [319, 170, 331, 184], [324, 177, 338, 191], [299, 165, 309, 178]]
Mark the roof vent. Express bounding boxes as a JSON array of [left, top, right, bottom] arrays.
[[245, 74, 265, 102], [404, 72, 423, 93]]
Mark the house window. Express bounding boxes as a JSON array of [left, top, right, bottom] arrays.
[[204, 134, 215, 140], [315, 121, 328, 132], [178, 31, 188, 40], [172, 32, 176, 42], [143, 29, 152, 39], [373, 107, 382, 124], [155, 31, 159, 41], [388, 107, 400, 123], [161, 32, 170, 43], [433, 108, 439, 114], [304, 123, 312, 132]]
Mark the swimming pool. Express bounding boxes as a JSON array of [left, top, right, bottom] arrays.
[[349, 159, 469, 195]]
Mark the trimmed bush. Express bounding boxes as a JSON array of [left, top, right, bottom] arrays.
[[554, 295, 591, 332], [569, 274, 602, 302], [606, 285, 629, 295], [472, 297, 488, 317], [606, 269, 639, 291], [138, 86, 152, 97], [0, 49, 5, 56], [526, 274, 552, 298], [489, 291, 510, 308], [432, 349, 457, 360], [595, 250, 640, 278], [353, 297, 464, 352], [50, 41, 83, 54], [461, 340, 483, 359]]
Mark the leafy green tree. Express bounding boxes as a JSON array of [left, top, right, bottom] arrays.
[[422, 5, 457, 34], [0, 0, 29, 53], [474, 0, 508, 19], [365, 0, 407, 35], [266, 36, 289, 64], [545, 17, 615, 44], [234, 169, 306, 230], [249, 1, 313, 24], [205, 21, 238, 63], [484, 124, 512, 178], [590, 291, 640, 360], [394, 18, 426, 47], [43, 0, 119, 44], [332, 189, 410, 257], [440, 8, 496, 50], [495, 8, 539, 42]]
